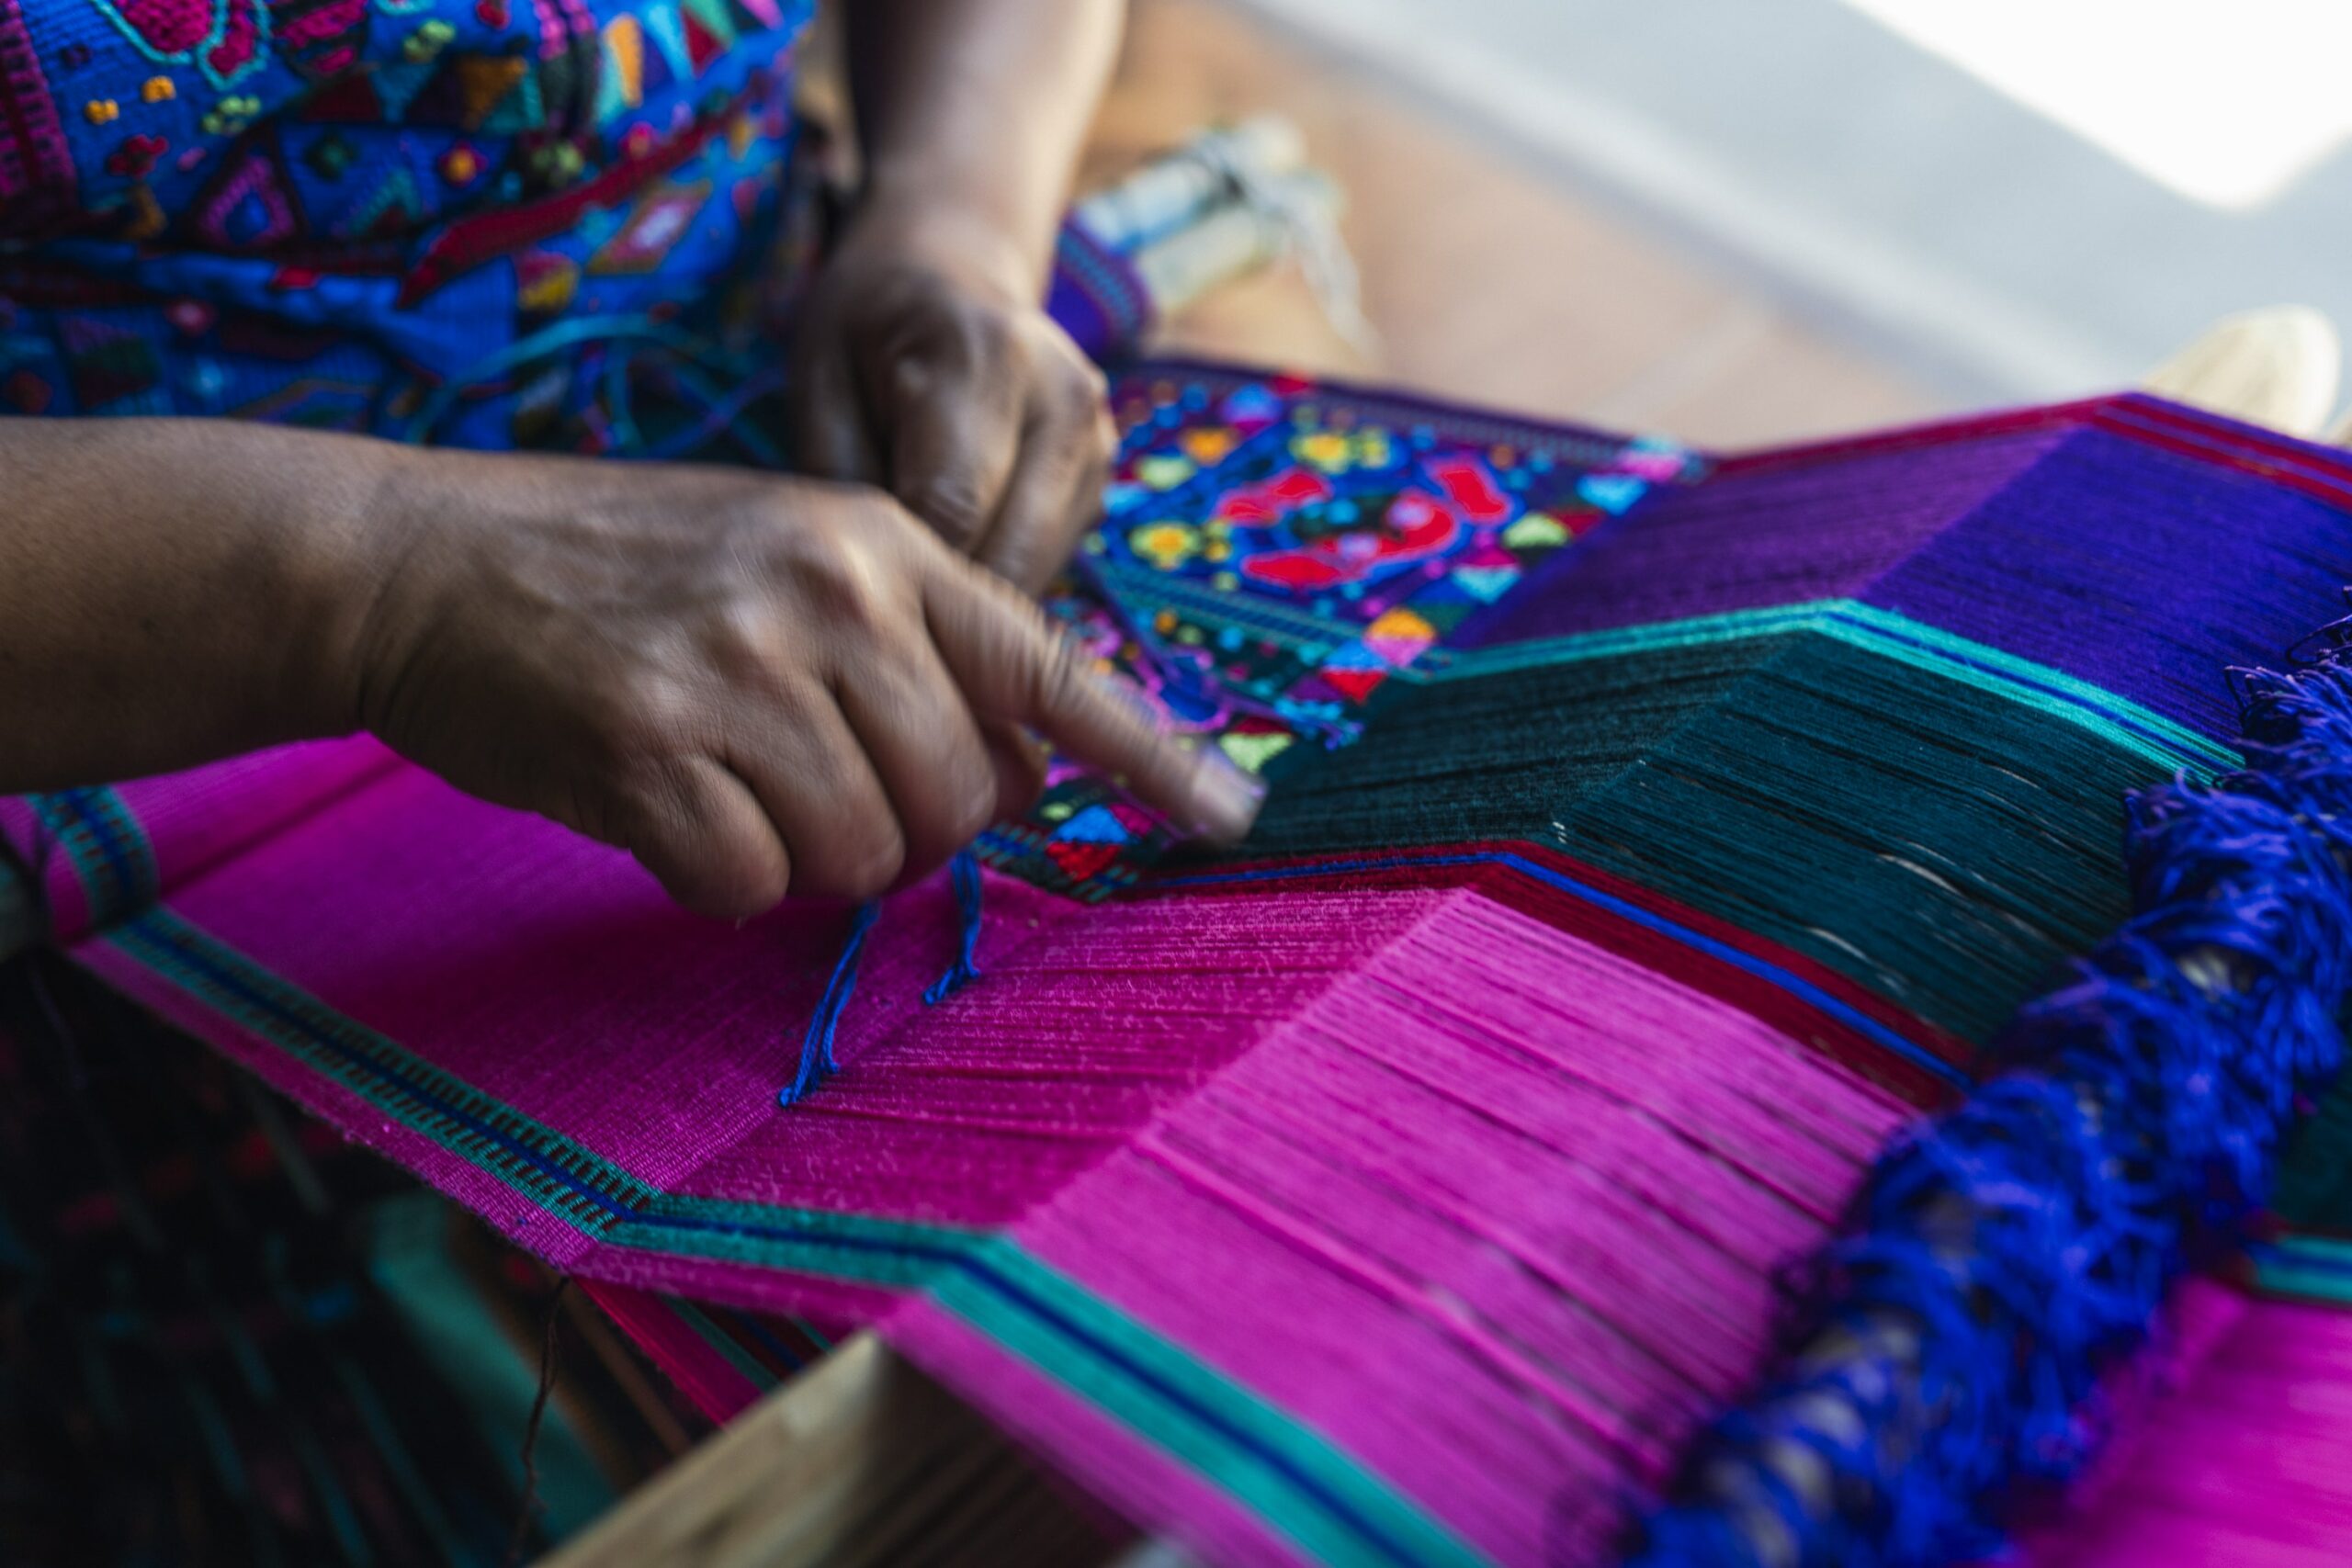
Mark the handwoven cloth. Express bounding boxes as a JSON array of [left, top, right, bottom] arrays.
[[9, 371, 2352, 1565]]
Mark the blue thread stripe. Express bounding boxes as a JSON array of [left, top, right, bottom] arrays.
[[1155, 851, 1968, 1087], [2251, 1240, 2352, 1280], [727, 1310, 810, 1375]]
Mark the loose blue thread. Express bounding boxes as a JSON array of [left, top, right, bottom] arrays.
[[1625, 611, 2352, 1567], [777, 852, 992, 1108], [778, 901, 879, 1109], [923, 851, 986, 1006]]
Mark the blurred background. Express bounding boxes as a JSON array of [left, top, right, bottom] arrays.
[[1087, 0, 2352, 446]]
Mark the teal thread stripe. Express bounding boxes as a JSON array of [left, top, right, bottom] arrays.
[[1440, 601, 2241, 781], [2251, 1235, 2352, 1303], [664, 1297, 787, 1394], [106, 908, 662, 1232], [929, 1239, 1494, 1568], [605, 1192, 978, 1287], [35, 785, 161, 929], [106, 914, 1485, 1568]]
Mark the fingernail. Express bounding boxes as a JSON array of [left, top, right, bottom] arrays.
[[1188, 747, 1267, 844]]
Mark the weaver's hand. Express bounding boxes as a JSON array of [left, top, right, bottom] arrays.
[[346, 453, 1258, 918], [786, 203, 1115, 595]]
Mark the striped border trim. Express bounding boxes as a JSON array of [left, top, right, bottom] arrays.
[[36, 785, 159, 931], [1437, 599, 2239, 781], [1713, 390, 2352, 519], [98, 908, 1487, 1568], [2251, 1234, 2352, 1305], [108, 907, 662, 1232]]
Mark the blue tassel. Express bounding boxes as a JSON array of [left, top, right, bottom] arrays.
[[923, 851, 986, 1006], [777, 901, 879, 1109]]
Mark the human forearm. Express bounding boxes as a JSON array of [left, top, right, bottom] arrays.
[[0, 418, 1253, 914], [842, 0, 1124, 292], [0, 417, 392, 791]]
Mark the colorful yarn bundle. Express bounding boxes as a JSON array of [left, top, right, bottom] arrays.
[[9, 371, 2352, 1565]]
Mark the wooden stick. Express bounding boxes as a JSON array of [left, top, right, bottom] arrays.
[[540, 1332, 1140, 1568]]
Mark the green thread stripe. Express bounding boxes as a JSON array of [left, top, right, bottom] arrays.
[[929, 1238, 1494, 1568], [2252, 1235, 2352, 1303], [1440, 601, 2240, 780], [35, 785, 161, 929], [107, 908, 662, 1233]]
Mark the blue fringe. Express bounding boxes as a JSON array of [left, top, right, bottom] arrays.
[[923, 851, 986, 1007], [777, 900, 879, 1109], [1625, 617, 2352, 1567]]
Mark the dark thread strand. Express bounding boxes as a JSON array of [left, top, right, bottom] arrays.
[[507, 1276, 570, 1567]]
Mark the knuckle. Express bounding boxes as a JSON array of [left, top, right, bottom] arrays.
[[702, 595, 786, 688], [1026, 628, 1086, 722], [788, 529, 896, 630], [1060, 354, 1111, 412], [890, 351, 940, 399], [583, 672, 694, 767], [906, 471, 989, 544]]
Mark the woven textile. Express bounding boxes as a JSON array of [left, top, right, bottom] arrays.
[[9, 371, 2352, 1565]]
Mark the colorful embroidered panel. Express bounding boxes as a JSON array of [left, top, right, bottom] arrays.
[[986, 364, 1700, 898], [10, 377, 2352, 1565]]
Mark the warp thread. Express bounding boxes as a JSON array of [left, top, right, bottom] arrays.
[[1624, 615, 2352, 1567]]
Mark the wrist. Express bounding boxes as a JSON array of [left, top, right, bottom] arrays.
[[848, 170, 1053, 300], [271, 433, 428, 742]]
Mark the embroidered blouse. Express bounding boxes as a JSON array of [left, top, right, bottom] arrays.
[[0, 0, 817, 452]]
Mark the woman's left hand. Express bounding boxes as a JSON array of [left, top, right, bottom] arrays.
[[786, 200, 1115, 595]]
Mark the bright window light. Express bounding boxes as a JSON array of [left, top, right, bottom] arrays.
[[1837, 0, 2352, 209]]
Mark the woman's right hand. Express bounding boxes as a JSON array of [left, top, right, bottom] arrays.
[[337, 447, 1262, 918]]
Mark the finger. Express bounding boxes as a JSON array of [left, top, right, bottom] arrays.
[[729, 692, 908, 901], [787, 342, 882, 483], [976, 383, 1114, 595], [882, 336, 1023, 553], [831, 639, 1001, 886], [981, 719, 1048, 824], [617, 755, 795, 919], [923, 563, 1265, 844]]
